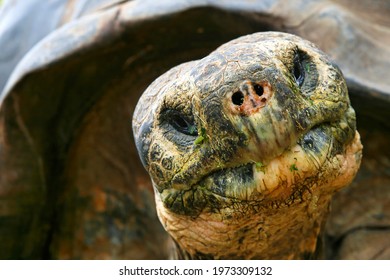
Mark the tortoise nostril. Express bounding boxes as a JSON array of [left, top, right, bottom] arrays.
[[232, 91, 244, 106], [254, 84, 264, 96]]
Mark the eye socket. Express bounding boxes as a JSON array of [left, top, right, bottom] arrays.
[[293, 52, 305, 87], [164, 110, 198, 136]]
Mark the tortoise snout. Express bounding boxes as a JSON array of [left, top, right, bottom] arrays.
[[229, 80, 273, 116]]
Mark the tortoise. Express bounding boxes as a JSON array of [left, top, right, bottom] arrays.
[[133, 31, 363, 259], [0, 0, 389, 259]]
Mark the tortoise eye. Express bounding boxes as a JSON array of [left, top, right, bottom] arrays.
[[293, 52, 305, 87], [166, 110, 198, 136]]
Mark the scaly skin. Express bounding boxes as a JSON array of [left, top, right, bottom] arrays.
[[132, 32, 362, 259]]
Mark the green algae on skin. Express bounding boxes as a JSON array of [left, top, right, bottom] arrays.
[[255, 161, 266, 173], [194, 127, 207, 145], [290, 163, 298, 172]]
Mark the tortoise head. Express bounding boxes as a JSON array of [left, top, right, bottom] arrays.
[[132, 32, 362, 259]]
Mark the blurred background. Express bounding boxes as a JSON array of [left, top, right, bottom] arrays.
[[0, 0, 389, 260]]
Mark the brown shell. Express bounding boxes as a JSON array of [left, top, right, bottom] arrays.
[[0, 0, 389, 259]]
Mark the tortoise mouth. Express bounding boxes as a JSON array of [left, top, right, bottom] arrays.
[[189, 123, 333, 201], [159, 121, 354, 216], [197, 163, 256, 201]]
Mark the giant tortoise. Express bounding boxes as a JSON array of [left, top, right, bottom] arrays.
[[0, 0, 389, 259]]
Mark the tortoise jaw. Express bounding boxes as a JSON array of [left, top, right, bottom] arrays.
[[160, 120, 354, 215], [191, 125, 332, 202]]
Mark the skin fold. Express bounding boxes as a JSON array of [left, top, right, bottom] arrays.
[[132, 32, 362, 259]]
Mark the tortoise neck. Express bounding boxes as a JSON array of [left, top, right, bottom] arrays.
[[157, 188, 331, 260], [171, 237, 324, 260], [171, 240, 214, 260]]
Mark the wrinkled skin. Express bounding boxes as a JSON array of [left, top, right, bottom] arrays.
[[133, 32, 362, 259]]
